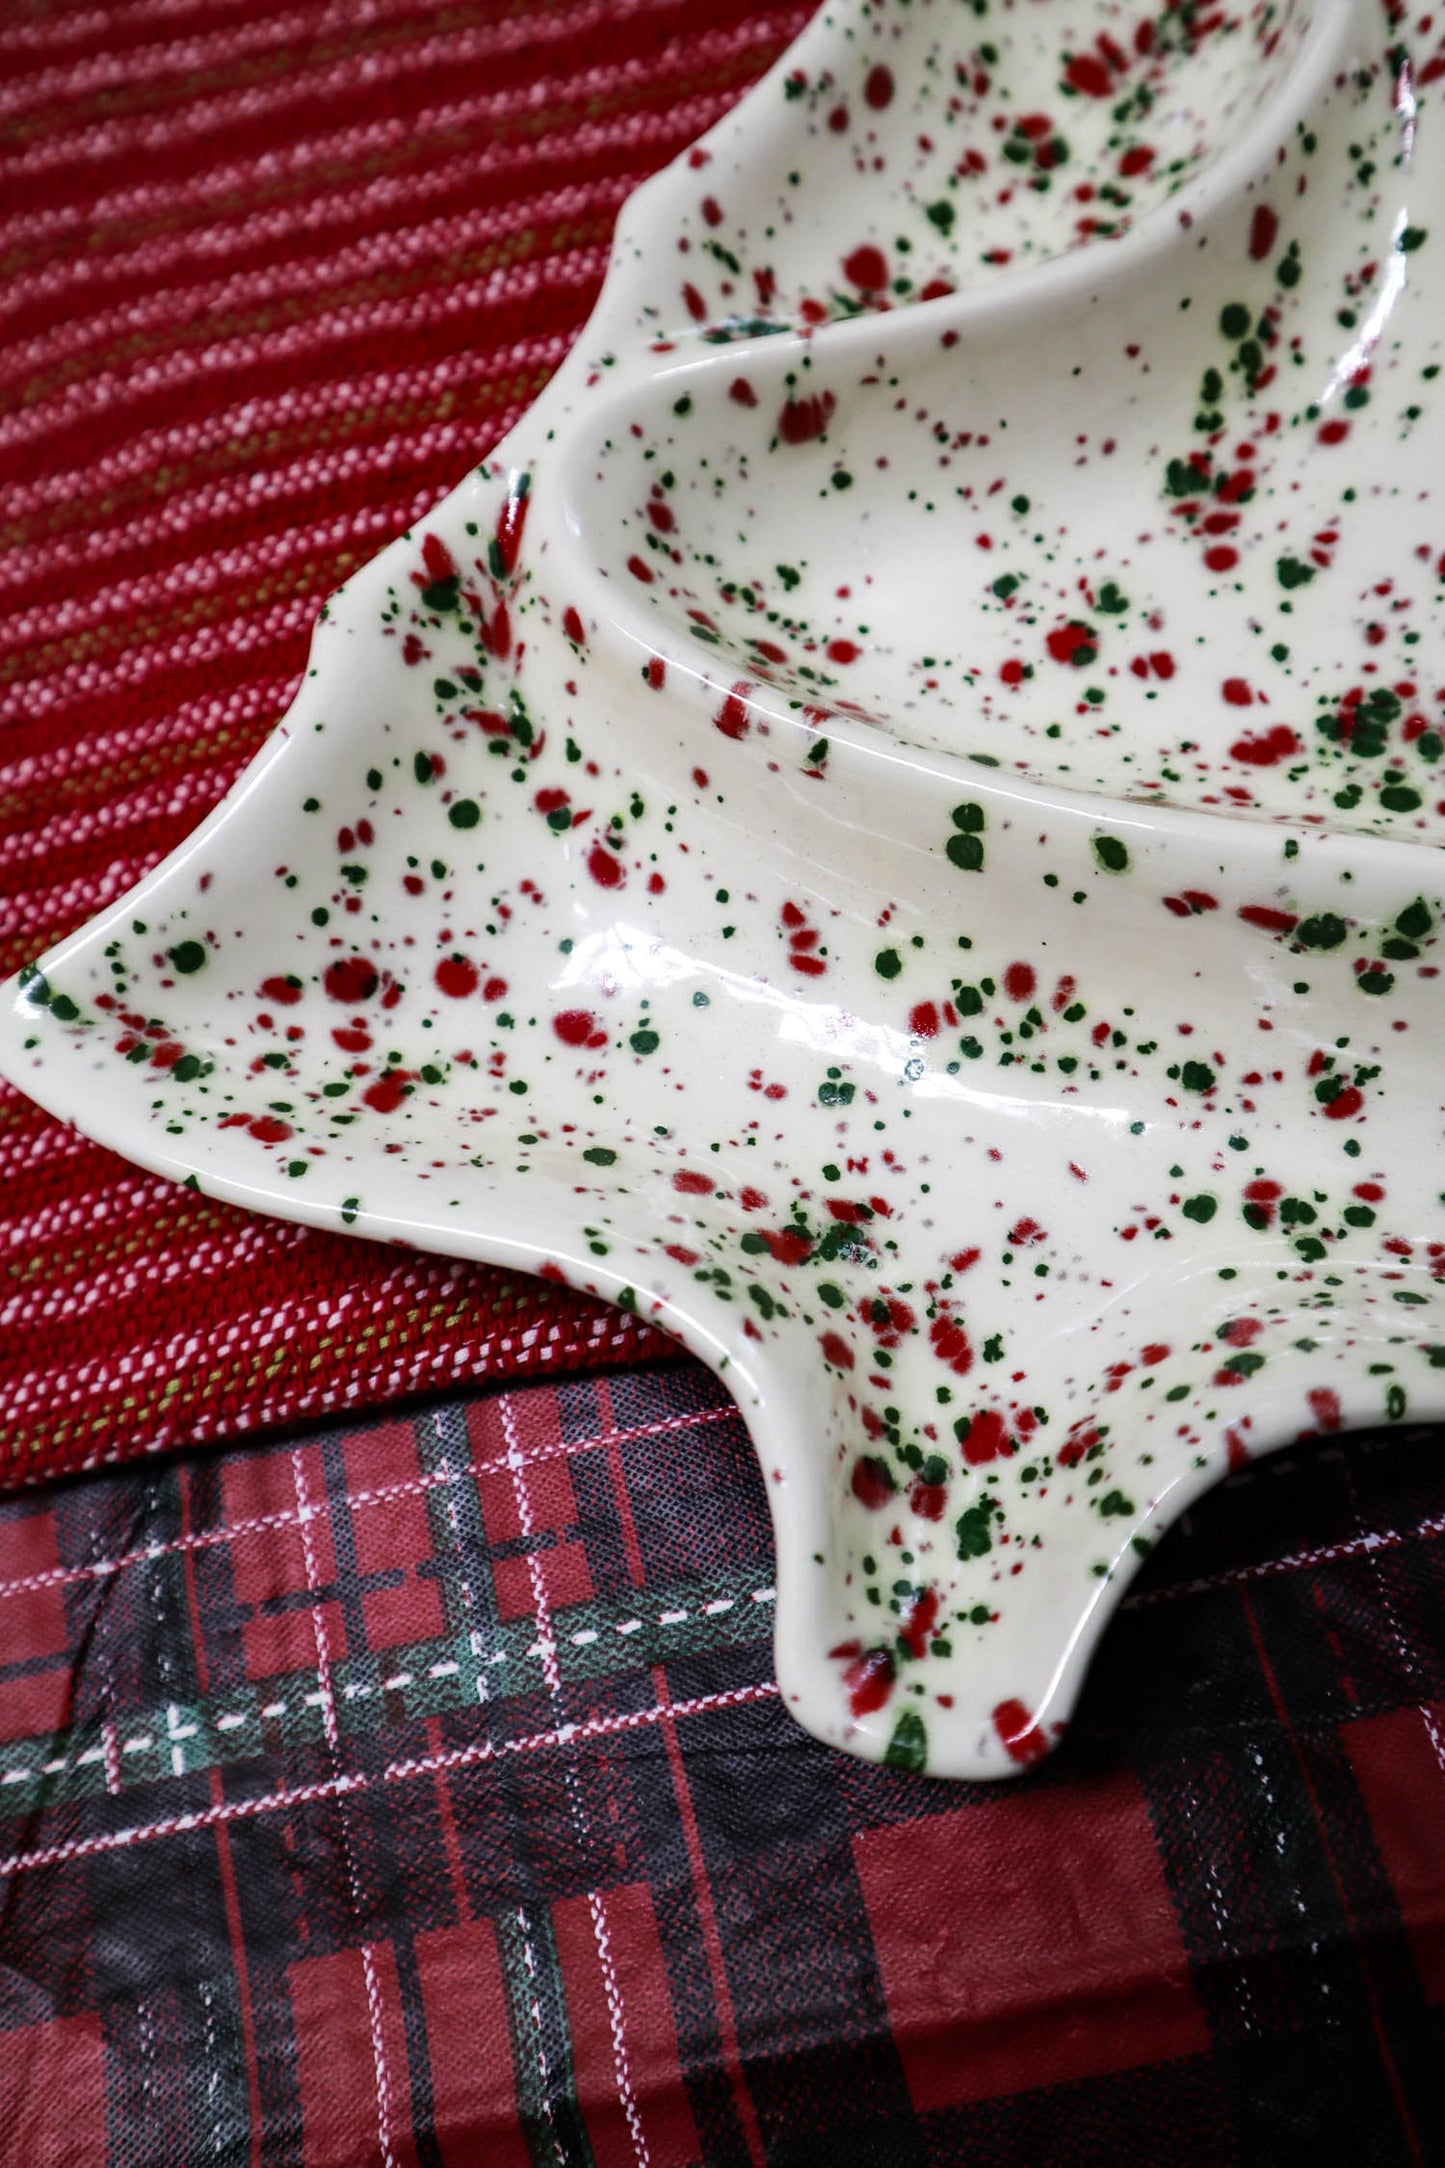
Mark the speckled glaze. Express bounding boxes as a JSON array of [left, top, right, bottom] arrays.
[[3, 0, 1442, 1777]]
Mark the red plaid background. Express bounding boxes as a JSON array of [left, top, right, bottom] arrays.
[[1, 1365, 1443, 2163], [0, 0, 812, 1487]]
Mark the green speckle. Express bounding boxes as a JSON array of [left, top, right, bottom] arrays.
[[1182, 1195, 1217, 1224], [875, 948, 903, 980], [448, 800, 481, 830], [883, 1709, 928, 1774], [169, 941, 207, 975], [582, 1146, 617, 1166], [955, 1503, 994, 1560], [1091, 835, 1129, 874]]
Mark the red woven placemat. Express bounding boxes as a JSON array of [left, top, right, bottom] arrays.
[[0, 0, 813, 1487]]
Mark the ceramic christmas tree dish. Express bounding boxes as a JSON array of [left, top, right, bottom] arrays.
[[4, 0, 1442, 1777]]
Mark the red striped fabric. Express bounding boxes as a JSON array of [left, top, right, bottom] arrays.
[[0, 0, 810, 1487]]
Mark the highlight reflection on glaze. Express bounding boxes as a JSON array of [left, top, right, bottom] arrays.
[[3, 0, 1443, 1778]]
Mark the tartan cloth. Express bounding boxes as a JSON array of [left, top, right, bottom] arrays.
[[0, 0, 811, 1486], [1, 1361, 1442, 2165]]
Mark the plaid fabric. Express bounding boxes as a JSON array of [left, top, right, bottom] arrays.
[[1, 1362, 1441, 2165], [0, 0, 809, 1486]]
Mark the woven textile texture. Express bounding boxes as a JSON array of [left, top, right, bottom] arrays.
[[1, 1361, 1443, 2165], [0, 0, 812, 1485]]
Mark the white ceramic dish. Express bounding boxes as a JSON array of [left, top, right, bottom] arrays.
[[3, 0, 1442, 1777]]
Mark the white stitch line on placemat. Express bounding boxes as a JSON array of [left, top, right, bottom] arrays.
[[590, 1887, 650, 2168], [0, 1400, 737, 1597], [0, 1683, 780, 1879]]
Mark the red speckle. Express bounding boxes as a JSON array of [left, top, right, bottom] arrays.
[[1002, 961, 1036, 1001], [562, 605, 585, 645], [247, 1115, 292, 1145], [1322, 1085, 1363, 1121], [960, 1409, 1012, 1465], [554, 1009, 607, 1049], [586, 842, 625, 889], [1119, 145, 1154, 176], [646, 500, 676, 534], [827, 638, 861, 664], [1317, 418, 1350, 446], [1064, 52, 1113, 96], [1248, 204, 1279, 260], [323, 957, 379, 1004], [993, 1698, 1049, 1765], [646, 657, 667, 691], [899, 1588, 941, 1660], [1237, 904, 1299, 934], [929, 1315, 974, 1375], [819, 1330, 854, 1371], [434, 955, 479, 998], [851, 1456, 894, 1510], [1204, 545, 1239, 573], [1008, 1217, 1045, 1247], [1231, 724, 1301, 766], [729, 377, 757, 407], [362, 1071, 412, 1115], [421, 533, 456, 584], [909, 1001, 941, 1039], [863, 63, 894, 109], [778, 391, 837, 445], [1046, 620, 1096, 665], [493, 487, 529, 576], [672, 1168, 714, 1194], [715, 685, 752, 739], [763, 1228, 813, 1266], [1307, 1387, 1343, 1432], [627, 555, 654, 584], [259, 975, 301, 1006], [909, 1479, 948, 1522], [843, 244, 888, 291], [484, 598, 511, 660], [1222, 677, 1254, 707], [844, 1647, 895, 1717]]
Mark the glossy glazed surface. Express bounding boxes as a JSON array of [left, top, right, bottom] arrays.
[[3, 0, 1443, 1776]]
